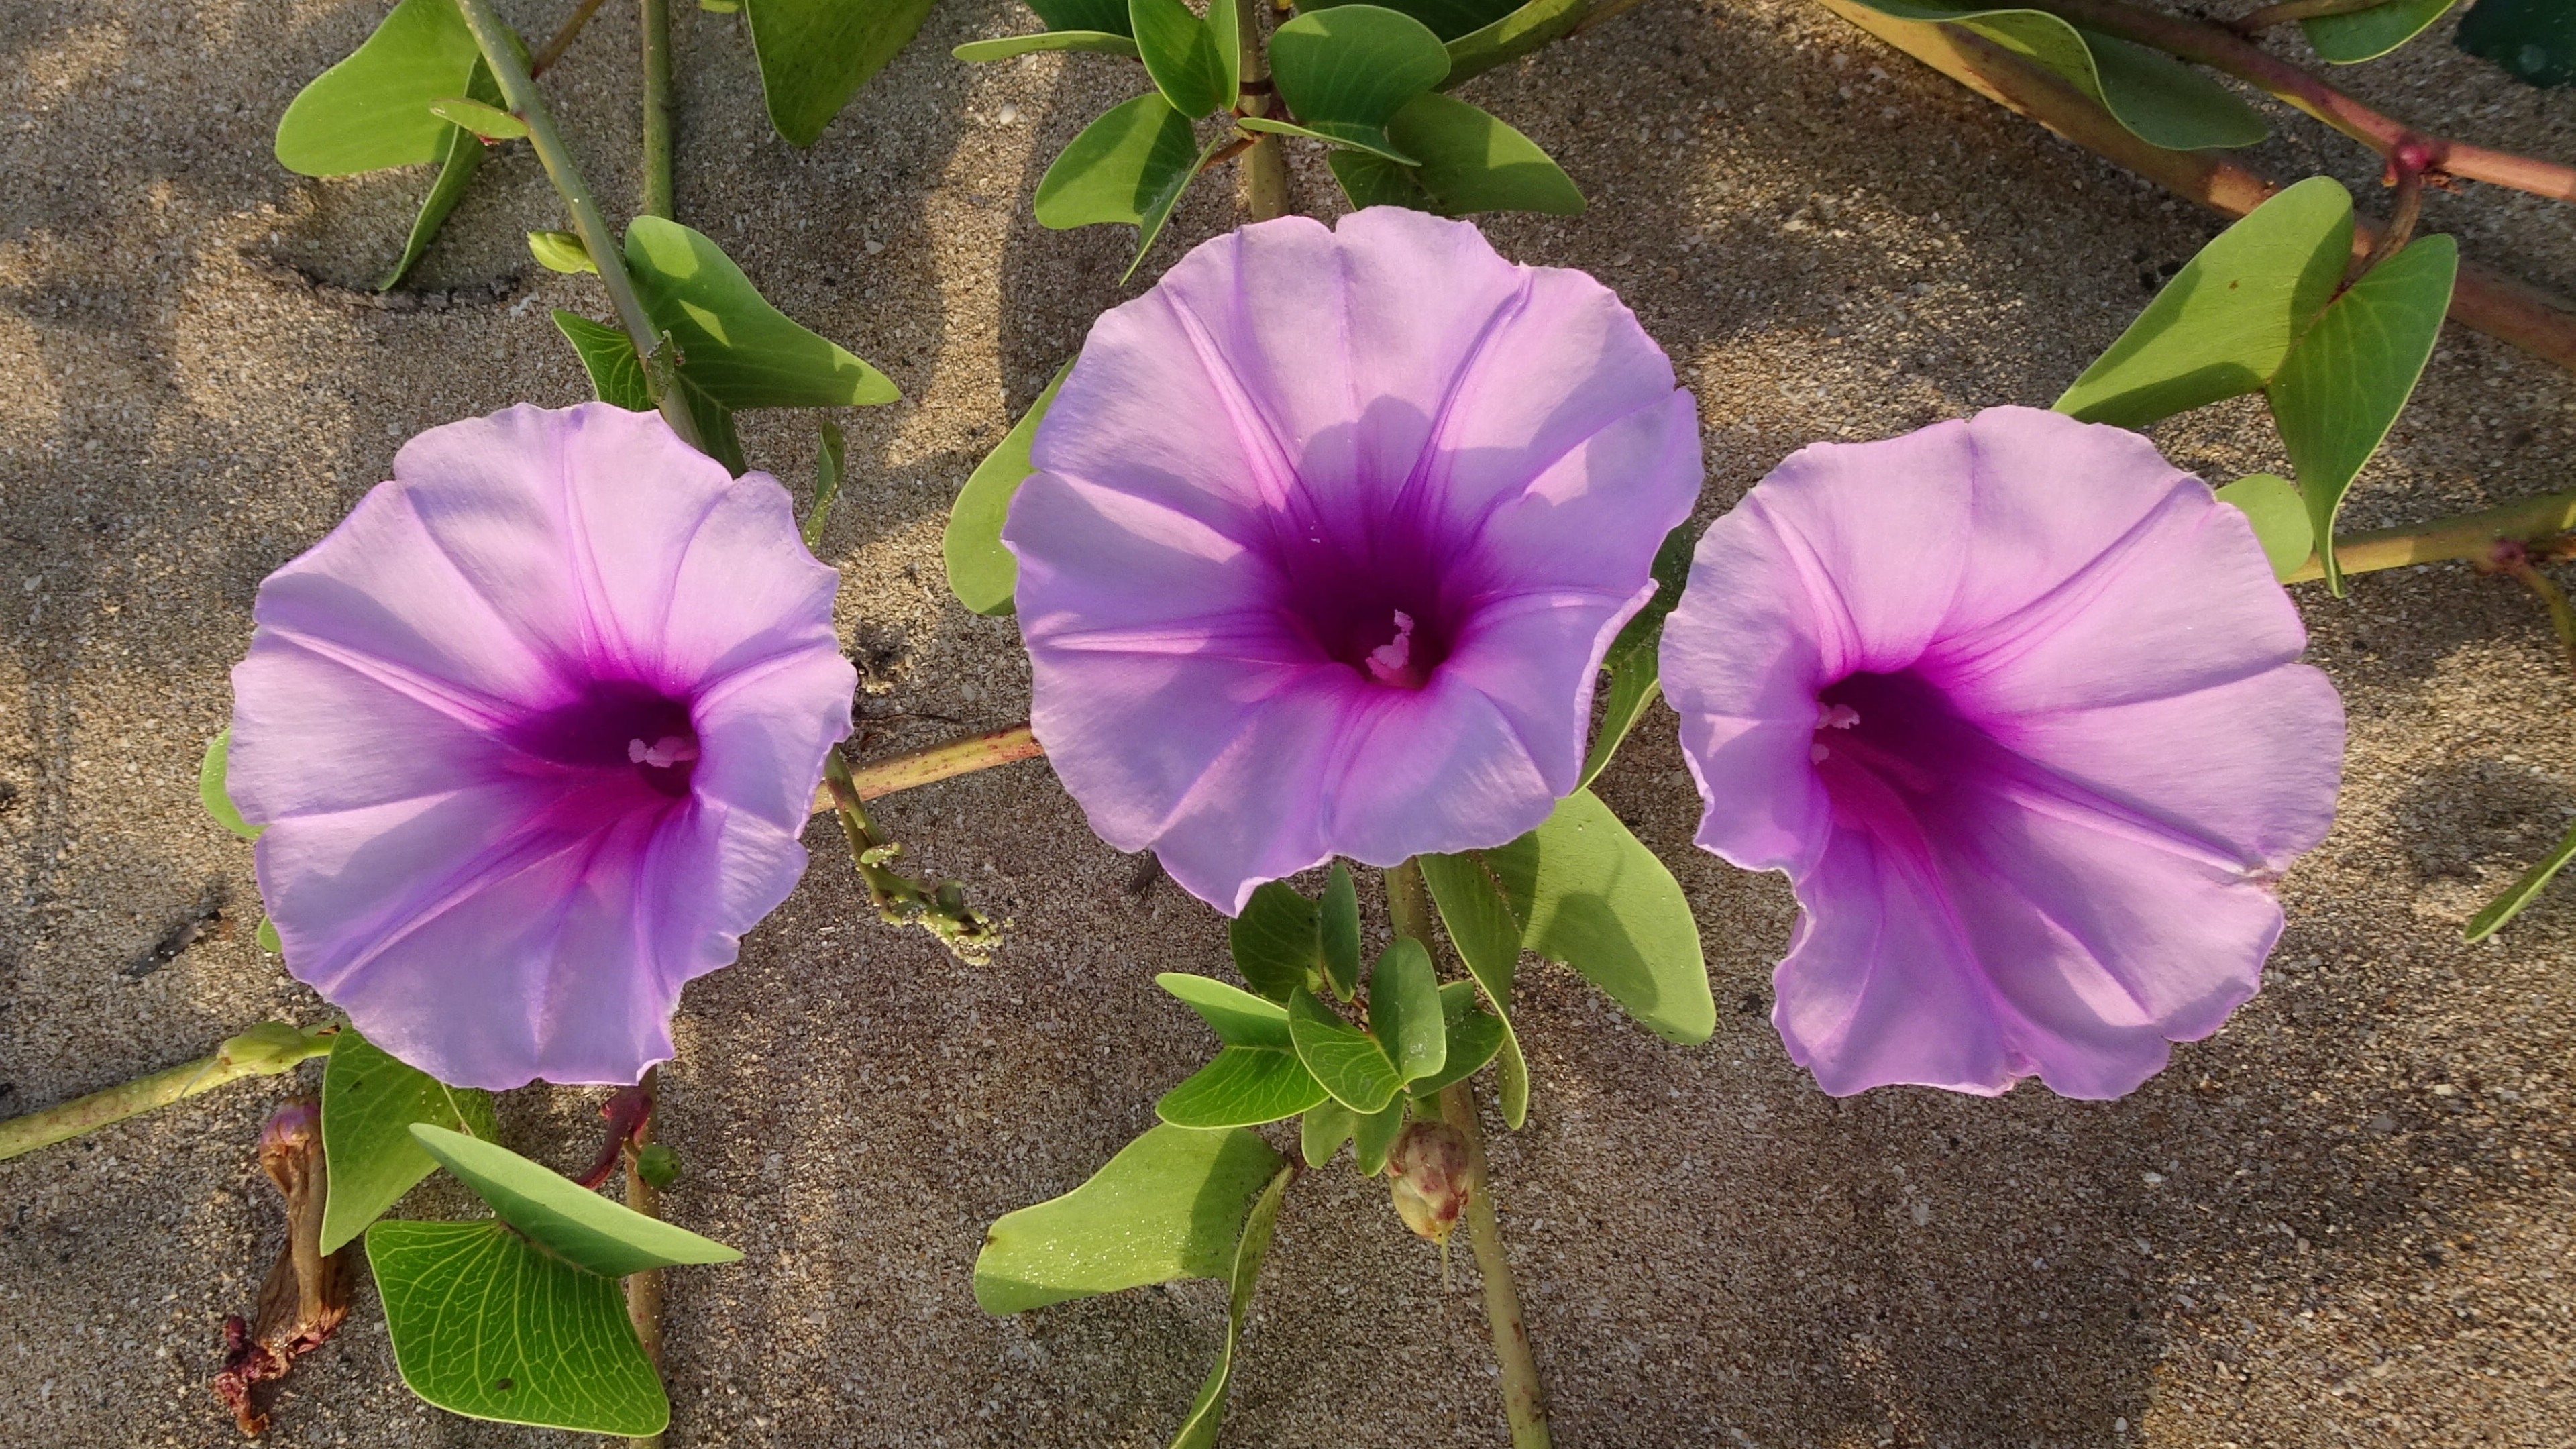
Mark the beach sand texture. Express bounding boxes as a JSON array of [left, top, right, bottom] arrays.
[[3, 0, 2574, 1444]]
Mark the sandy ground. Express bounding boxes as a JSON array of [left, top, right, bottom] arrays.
[[4, 0, 2575, 1445]]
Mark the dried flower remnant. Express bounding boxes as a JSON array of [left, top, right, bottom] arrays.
[[1006, 208, 1701, 913], [1661, 407, 2344, 1099], [227, 402, 855, 1090], [214, 1099, 352, 1436]]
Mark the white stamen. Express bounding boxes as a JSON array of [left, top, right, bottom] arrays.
[[1365, 610, 1418, 685], [1817, 702, 1860, 731], [1810, 742, 1832, 763], [629, 735, 699, 769]]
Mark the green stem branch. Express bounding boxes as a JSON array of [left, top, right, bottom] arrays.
[[807, 723, 1044, 814], [449, 0, 705, 451], [2282, 488, 2576, 584], [1387, 859, 1552, 1449], [1237, 2, 1290, 223], [529, 0, 610, 76], [624, 1067, 667, 1449], [641, 0, 676, 221], [0, 1023, 334, 1164]]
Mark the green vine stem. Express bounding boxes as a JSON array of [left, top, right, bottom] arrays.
[[1812, 0, 2576, 373], [2020, 0, 2576, 203], [806, 722, 1045, 814], [529, 0, 610, 76], [449, 0, 707, 453], [1237, 1, 1289, 223], [822, 751, 1001, 958], [1387, 858, 1553, 1449], [0, 1022, 335, 1163], [2282, 488, 2576, 585], [625, 1067, 667, 1449], [641, 0, 676, 221]]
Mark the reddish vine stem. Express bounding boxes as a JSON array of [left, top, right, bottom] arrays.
[[530, 0, 610, 77], [2016, 0, 2576, 203], [1811, 0, 2576, 372]]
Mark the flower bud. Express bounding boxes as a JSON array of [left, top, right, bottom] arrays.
[[1385, 1120, 1472, 1246]]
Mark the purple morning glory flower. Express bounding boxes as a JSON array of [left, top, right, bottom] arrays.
[[1004, 209, 1701, 913], [227, 403, 855, 1090], [1660, 407, 2343, 1099]]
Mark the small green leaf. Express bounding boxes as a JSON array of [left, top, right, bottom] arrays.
[[1159, 972, 1294, 1046], [552, 310, 654, 411], [2055, 176, 2354, 429], [2305, 0, 2457, 64], [1032, 93, 1202, 264], [407, 1124, 743, 1278], [1265, 5, 1452, 162], [256, 917, 282, 955], [274, 0, 484, 176], [379, 60, 501, 291], [2264, 233, 2459, 594], [947, 360, 1071, 616], [1229, 880, 1325, 1002], [954, 30, 1143, 59], [1131, 0, 1238, 117], [1032, 0, 1137, 33], [1300, 0, 1519, 40], [1328, 150, 1432, 211], [1350, 1097, 1405, 1176], [1365, 937, 1446, 1085], [974, 1124, 1283, 1313], [1287, 988, 1404, 1112], [624, 216, 899, 411], [804, 417, 845, 551], [2457, 0, 2575, 87], [742, 0, 941, 146], [2215, 474, 2314, 581], [1582, 521, 1697, 788], [2465, 813, 2576, 941], [1157, 1046, 1330, 1127], [215, 1020, 338, 1075], [1320, 861, 1362, 1001], [1125, 130, 1234, 281], [1836, 1, 2267, 150], [1417, 848, 1529, 1126], [1299, 1099, 1354, 1167], [527, 230, 598, 274], [367, 1220, 667, 1435], [425, 95, 525, 138], [1379, 92, 1583, 217], [1408, 981, 1506, 1097], [319, 1029, 499, 1254], [199, 730, 260, 840], [1167, 1163, 1292, 1449], [1439, 0, 1590, 87], [1487, 790, 1715, 1044]]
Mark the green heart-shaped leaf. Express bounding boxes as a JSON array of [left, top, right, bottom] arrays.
[[1131, 0, 1239, 116], [1157, 1047, 1331, 1127], [1416, 848, 1529, 1126], [1487, 789, 1713, 1044], [319, 1030, 498, 1254], [2055, 176, 2353, 429], [742, 0, 941, 146], [973, 1124, 1283, 1313], [1032, 93, 1206, 272], [2215, 474, 2314, 582], [1320, 861, 1362, 1000], [553, 310, 653, 411], [1407, 981, 1507, 1098], [1351, 1097, 1406, 1176], [198, 730, 260, 840], [2305, 0, 2457, 65], [1159, 971, 1294, 1046], [1229, 879, 1325, 1002], [368, 1219, 668, 1434], [623, 216, 898, 411], [1837, 1, 2267, 150], [945, 360, 1073, 616], [1166, 1161, 1293, 1449], [1287, 987, 1403, 1112], [1299, 1099, 1356, 1167], [407, 1124, 742, 1278], [380, 60, 503, 290], [2264, 234, 2458, 594], [1364, 937, 1446, 1085], [275, 0, 484, 176], [954, 30, 1142, 59], [1385, 92, 1585, 217], [1266, 5, 1451, 160]]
